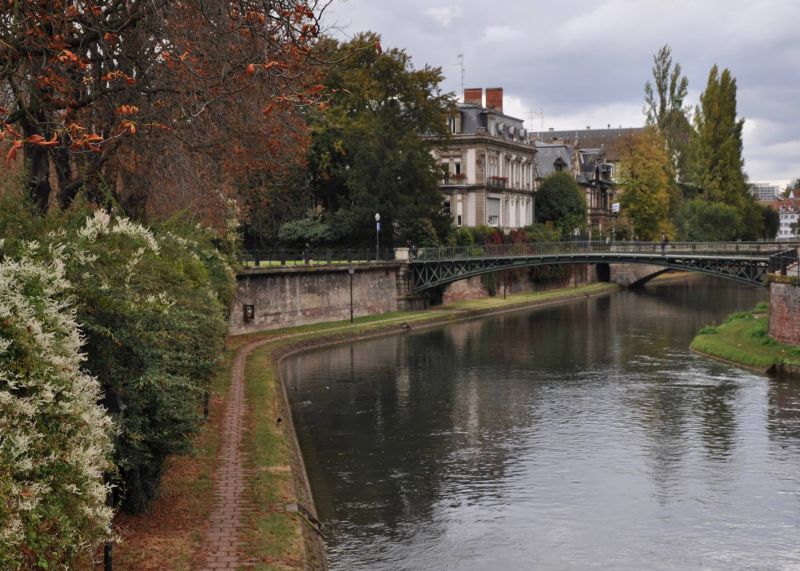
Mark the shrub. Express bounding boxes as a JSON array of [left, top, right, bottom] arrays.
[[724, 311, 752, 324], [698, 325, 719, 335], [49, 211, 233, 512], [0, 252, 113, 569], [753, 301, 769, 313]]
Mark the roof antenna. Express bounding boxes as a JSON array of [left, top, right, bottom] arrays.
[[527, 108, 544, 140], [456, 54, 465, 100]]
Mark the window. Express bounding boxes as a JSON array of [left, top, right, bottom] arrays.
[[455, 162, 461, 175], [448, 115, 457, 134], [457, 215, 462, 227], [487, 197, 501, 227], [442, 201, 451, 216]]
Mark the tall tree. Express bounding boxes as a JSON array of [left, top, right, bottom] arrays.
[[687, 65, 763, 239], [618, 128, 675, 240], [307, 33, 452, 247], [644, 45, 693, 180], [0, 1, 328, 227], [534, 172, 586, 237], [690, 65, 748, 207]]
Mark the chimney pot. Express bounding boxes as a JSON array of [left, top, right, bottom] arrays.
[[463, 87, 483, 106], [485, 87, 503, 113]]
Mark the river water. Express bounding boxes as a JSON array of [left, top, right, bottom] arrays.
[[283, 278, 800, 570]]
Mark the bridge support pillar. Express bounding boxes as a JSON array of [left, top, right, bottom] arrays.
[[395, 257, 428, 311]]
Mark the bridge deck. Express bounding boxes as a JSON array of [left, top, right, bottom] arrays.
[[410, 241, 799, 291]]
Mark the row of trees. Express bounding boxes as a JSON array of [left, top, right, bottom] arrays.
[[618, 46, 777, 241], [1, 0, 329, 228]]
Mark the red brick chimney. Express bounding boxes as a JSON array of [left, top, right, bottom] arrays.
[[463, 87, 483, 106], [486, 87, 503, 113]]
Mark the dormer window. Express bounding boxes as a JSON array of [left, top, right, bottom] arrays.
[[448, 115, 457, 134]]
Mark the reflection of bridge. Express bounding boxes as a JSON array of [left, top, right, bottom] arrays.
[[411, 242, 799, 292]]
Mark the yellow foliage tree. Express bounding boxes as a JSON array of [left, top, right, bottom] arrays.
[[619, 128, 676, 241]]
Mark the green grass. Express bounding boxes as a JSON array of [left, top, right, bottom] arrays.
[[240, 346, 304, 570], [691, 307, 800, 370]]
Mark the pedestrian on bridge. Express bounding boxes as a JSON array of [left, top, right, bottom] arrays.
[[661, 234, 669, 256]]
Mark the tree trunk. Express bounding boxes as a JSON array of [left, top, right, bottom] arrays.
[[24, 143, 52, 214], [54, 146, 77, 209]]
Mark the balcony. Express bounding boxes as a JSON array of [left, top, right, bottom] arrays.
[[441, 173, 468, 185], [487, 176, 508, 189]]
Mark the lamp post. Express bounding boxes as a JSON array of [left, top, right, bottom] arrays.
[[348, 265, 355, 323], [374, 213, 381, 261]]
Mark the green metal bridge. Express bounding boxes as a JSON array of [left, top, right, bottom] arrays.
[[410, 241, 799, 292]]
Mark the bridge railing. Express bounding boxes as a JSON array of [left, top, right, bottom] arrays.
[[769, 249, 800, 277], [241, 248, 395, 268], [415, 241, 799, 261]]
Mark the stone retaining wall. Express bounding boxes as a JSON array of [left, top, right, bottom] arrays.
[[231, 264, 400, 334], [442, 265, 595, 303], [769, 281, 800, 346]]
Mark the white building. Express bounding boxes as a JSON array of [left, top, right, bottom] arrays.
[[773, 198, 800, 241], [431, 87, 536, 230], [750, 183, 780, 202]]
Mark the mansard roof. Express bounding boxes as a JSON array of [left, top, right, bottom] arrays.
[[533, 142, 572, 179], [540, 127, 643, 161]]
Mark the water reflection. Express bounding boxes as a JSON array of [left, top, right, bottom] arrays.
[[284, 277, 800, 569]]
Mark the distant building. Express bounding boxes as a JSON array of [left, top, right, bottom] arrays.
[[773, 198, 800, 241], [533, 142, 571, 181], [750, 183, 780, 202], [538, 127, 643, 230], [431, 88, 536, 230]]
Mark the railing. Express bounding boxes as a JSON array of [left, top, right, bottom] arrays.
[[487, 176, 508, 189], [415, 241, 799, 262], [769, 249, 800, 277], [441, 174, 468, 185], [241, 248, 395, 268]]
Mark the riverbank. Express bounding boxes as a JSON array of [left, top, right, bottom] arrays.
[[105, 281, 617, 569], [690, 303, 800, 375]]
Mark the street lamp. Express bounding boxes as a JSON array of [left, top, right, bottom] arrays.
[[375, 213, 381, 261], [348, 265, 355, 323]]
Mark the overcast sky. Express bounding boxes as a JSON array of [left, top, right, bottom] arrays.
[[323, 0, 800, 187]]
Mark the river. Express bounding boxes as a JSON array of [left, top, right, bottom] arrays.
[[282, 277, 800, 570]]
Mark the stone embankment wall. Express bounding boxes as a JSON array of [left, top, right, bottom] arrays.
[[608, 263, 669, 287], [769, 281, 800, 346], [230, 260, 670, 335], [442, 265, 595, 303], [231, 264, 402, 335]]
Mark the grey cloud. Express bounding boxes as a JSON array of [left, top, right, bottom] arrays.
[[324, 0, 800, 182]]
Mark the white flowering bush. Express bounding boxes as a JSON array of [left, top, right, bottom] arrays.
[[0, 254, 113, 569], [54, 211, 233, 512], [0, 192, 235, 521]]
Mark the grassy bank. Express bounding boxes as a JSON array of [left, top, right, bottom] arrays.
[[691, 302, 800, 371], [112, 281, 618, 569]]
